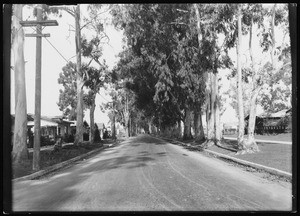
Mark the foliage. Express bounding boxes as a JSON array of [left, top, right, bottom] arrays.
[[94, 124, 101, 142], [57, 61, 84, 120], [63, 134, 75, 143]]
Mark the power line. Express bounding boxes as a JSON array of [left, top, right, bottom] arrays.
[[44, 37, 70, 63], [31, 25, 70, 63], [14, 13, 71, 64]]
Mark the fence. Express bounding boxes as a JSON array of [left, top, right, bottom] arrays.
[[223, 125, 287, 135], [255, 126, 287, 134]]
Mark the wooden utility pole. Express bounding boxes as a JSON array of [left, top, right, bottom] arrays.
[[20, 4, 58, 171]]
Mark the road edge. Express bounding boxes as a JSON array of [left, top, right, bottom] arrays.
[[13, 141, 119, 182], [155, 135, 292, 181]]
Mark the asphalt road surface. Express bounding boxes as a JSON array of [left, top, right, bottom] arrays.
[[13, 134, 292, 211]]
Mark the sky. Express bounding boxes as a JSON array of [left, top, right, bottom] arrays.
[[10, 4, 288, 127], [10, 4, 124, 126]]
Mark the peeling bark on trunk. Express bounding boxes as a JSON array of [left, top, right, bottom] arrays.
[[206, 72, 214, 142], [89, 95, 96, 144], [205, 72, 216, 147], [183, 108, 193, 140], [74, 4, 83, 145], [244, 88, 260, 154], [236, 5, 245, 150], [243, 18, 260, 154], [213, 72, 221, 144], [12, 4, 28, 164]]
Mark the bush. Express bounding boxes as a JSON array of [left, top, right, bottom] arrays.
[[83, 132, 89, 141], [94, 128, 101, 142], [103, 130, 109, 139], [41, 136, 55, 147], [63, 134, 75, 143]]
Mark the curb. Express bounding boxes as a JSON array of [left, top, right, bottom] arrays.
[[13, 143, 116, 183], [203, 149, 292, 180], [157, 136, 292, 180], [223, 137, 292, 145]]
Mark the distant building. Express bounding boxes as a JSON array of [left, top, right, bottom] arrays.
[[27, 115, 73, 141], [245, 108, 291, 134]]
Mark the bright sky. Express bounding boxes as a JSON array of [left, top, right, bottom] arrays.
[[10, 4, 124, 126], [10, 4, 288, 126]]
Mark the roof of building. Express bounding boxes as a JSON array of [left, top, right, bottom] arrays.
[[21, 114, 73, 127], [260, 109, 290, 118], [245, 108, 291, 120]]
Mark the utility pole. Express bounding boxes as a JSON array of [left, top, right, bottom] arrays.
[[20, 4, 58, 171]]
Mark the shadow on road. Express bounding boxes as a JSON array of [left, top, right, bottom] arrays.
[[22, 153, 157, 210]]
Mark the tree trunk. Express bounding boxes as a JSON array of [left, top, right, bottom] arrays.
[[148, 121, 152, 134], [205, 72, 216, 147], [177, 119, 182, 139], [129, 115, 132, 137], [74, 4, 84, 145], [244, 18, 260, 153], [111, 100, 116, 139], [12, 4, 28, 164], [136, 122, 138, 135], [194, 109, 205, 143], [213, 71, 221, 144], [89, 95, 96, 144], [236, 5, 245, 150], [124, 112, 129, 138], [267, 4, 277, 113], [183, 107, 193, 140], [271, 4, 277, 70]]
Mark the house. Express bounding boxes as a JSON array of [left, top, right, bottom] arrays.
[[27, 114, 73, 141], [245, 108, 291, 134]]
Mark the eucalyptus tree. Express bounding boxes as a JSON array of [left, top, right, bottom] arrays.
[[193, 4, 237, 146], [11, 4, 28, 164], [258, 3, 291, 114], [57, 62, 78, 120], [236, 4, 245, 149], [82, 64, 107, 143], [49, 4, 110, 145], [238, 4, 265, 153], [111, 4, 210, 140]]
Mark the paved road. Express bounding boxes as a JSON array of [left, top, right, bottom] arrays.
[[13, 135, 292, 211]]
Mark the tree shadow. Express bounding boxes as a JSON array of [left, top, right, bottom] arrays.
[[16, 152, 156, 211]]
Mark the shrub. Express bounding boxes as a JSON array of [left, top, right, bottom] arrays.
[[63, 134, 75, 143], [83, 132, 89, 141], [41, 136, 55, 147], [94, 128, 101, 142], [103, 130, 109, 139]]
